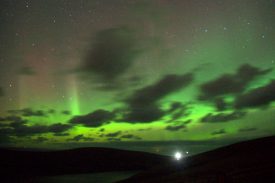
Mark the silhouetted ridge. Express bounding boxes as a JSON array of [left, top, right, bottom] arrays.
[[119, 136, 275, 183], [0, 147, 169, 178]]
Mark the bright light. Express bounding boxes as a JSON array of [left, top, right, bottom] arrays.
[[174, 152, 182, 160]]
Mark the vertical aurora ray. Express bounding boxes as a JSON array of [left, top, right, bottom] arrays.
[[68, 76, 80, 116]]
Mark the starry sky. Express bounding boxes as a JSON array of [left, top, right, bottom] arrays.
[[0, 0, 274, 155]]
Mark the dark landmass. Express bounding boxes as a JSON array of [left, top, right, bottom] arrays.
[[0, 147, 169, 183], [0, 136, 274, 183], [119, 136, 275, 183]]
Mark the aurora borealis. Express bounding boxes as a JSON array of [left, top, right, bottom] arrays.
[[0, 0, 274, 154]]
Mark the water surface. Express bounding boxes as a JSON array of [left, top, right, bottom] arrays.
[[35, 171, 139, 183]]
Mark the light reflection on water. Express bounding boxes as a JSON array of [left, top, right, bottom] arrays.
[[35, 171, 139, 183]]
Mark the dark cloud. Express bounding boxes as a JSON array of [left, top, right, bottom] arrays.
[[239, 127, 257, 132], [69, 109, 114, 127], [182, 119, 192, 125], [61, 110, 71, 115], [199, 64, 271, 100], [48, 109, 56, 114], [120, 134, 142, 140], [127, 74, 193, 107], [66, 73, 193, 125], [1, 116, 28, 134], [107, 137, 121, 142], [7, 108, 69, 118], [69, 134, 94, 142], [201, 111, 246, 123], [54, 132, 70, 137], [34, 137, 48, 143], [211, 129, 226, 135], [166, 102, 191, 122], [0, 119, 72, 137], [167, 102, 185, 113], [80, 27, 142, 85], [71, 135, 83, 141], [105, 131, 121, 137], [165, 124, 186, 131], [18, 66, 36, 75], [137, 128, 151, 131], [234, 80, 275, 109], [214, 97, 228, 111], [8, 108, 46, 117], [2, 115, 27, 124], [22, 108, 46, 117], [121, 104, 164, 123], [12, 125, 50, 136], [47, 123, 72, 133], [121, 73, 193, 123]]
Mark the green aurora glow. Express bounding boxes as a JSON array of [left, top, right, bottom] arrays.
[[0, 0, 274, 154]]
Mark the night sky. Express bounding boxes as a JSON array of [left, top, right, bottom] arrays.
[[0, 0, 274, 155]]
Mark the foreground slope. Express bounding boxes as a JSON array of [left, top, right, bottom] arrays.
[[0, 147, 169, 182], [119, 136, 275, 183]]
